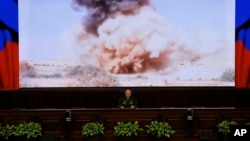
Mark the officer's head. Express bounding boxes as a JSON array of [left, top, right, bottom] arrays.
[[125, 89, 132, 98]]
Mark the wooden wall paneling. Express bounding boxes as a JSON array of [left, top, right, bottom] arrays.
[[1, 87, 246, 109]]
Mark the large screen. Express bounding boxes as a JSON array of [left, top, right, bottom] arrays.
[[19, 0, 235, 87]]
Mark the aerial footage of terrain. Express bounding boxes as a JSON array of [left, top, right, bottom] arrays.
[[19, 0, 235, 87]]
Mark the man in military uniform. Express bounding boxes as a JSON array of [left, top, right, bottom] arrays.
[[118, 89, 138, 109]]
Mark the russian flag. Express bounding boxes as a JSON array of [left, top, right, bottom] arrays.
[[0, 0, 18, 89], [236, 0, 250, 88]]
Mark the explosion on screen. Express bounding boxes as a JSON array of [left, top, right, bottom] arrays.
[[72, 0, 198, 74]]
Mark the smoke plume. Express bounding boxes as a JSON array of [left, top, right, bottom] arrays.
[[72, 0, 198, 74], [72, 0, 150, 35]]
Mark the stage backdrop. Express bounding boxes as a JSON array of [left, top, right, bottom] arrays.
[[19, 0, 235, 87]]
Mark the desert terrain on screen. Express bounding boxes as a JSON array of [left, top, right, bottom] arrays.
[[19, 0, 235, 87]]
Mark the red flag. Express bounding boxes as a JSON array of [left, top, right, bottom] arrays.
[[235, 41, 250, 87]]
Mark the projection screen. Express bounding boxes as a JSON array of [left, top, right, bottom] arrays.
[[19, 0, 235, 87]]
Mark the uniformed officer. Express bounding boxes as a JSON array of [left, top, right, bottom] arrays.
[[118, 89, 138, 109]]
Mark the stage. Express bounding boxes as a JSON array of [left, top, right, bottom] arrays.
[[1, 107, 250, 141]]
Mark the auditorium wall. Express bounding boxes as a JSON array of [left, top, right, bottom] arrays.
[[0, 87, 249, 109]]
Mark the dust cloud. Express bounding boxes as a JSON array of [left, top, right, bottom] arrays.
[[71, 0, 199, 74]]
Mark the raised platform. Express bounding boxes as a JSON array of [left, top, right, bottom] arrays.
[[1, 108, 250, 141]]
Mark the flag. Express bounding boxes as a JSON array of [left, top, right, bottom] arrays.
[[0, 0, 19, 89], [235, 0, 250, 88]]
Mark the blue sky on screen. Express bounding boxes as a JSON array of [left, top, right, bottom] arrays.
[[19, 0, 235, 61]]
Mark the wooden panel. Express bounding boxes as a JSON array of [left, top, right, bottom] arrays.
[[0, 87, 243, 109], [1, 108, 250, 141], [71, 111, 100, 131]]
